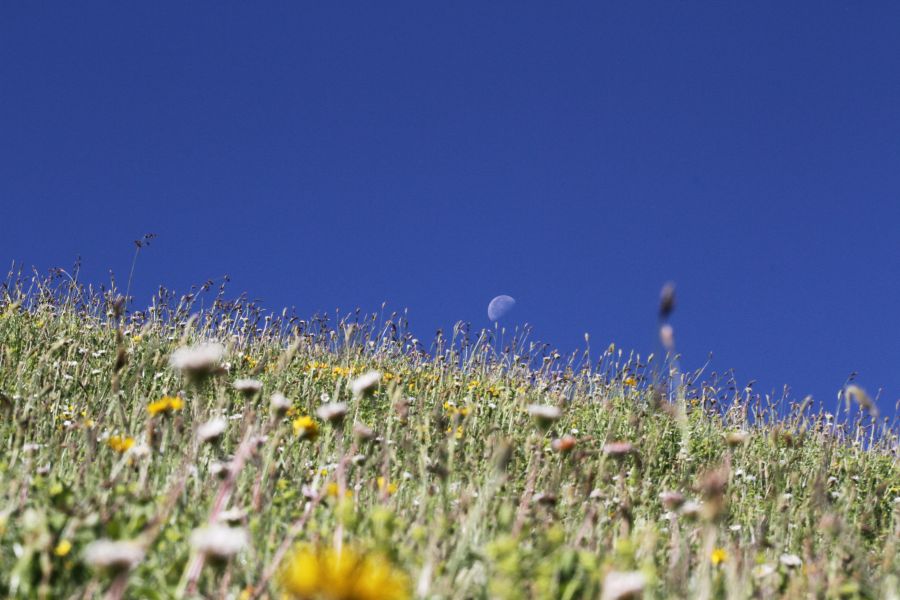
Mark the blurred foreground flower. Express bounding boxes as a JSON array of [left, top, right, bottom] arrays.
[[603, 441, 634, 458], [779, 553, 802, 569], [551, 435, 577, 453], [279, 543, 409, 600], [602, 570, 646, 600], [169, 342, 225, 379], [317, 402, 349, 425], [190, 524, 249, 561], [84, 539, 144, 572], [351, 371, 381, 397], [197, 417, 227, 444], [725, 430, 750, 447], [234, 378, 263, 397], [270, 392, 292, 415], [527, 404, 561, 429]]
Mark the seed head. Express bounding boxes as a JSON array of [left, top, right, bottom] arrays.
[[190, 524, 249, 560], [779, 553, 802, 569], [270, 393, 292, 415], [233, 378, 262, 397], [527, 404, 561, 429], [316, 402, 349, 425], [197, 418, 227, 444], [725, 430, 750, 447], [602, 570, 646, 600], [351, 371, 382, 396], [83, 539, 145, 571], [659, 490, 685, 510], [353, 422, 375, 441], [659, 281, 676, 320], [169, 343, 225, 379], [603, 441, 634, 458]]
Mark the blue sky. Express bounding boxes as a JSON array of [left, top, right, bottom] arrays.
[[3, 3, 900, 414]]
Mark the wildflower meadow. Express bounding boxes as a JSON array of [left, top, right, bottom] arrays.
[[1, 272, 898, 599]]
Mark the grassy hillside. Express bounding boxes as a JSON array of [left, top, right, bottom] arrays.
[[0, 278, 898, 599]]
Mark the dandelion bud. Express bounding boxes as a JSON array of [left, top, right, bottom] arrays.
[[551, 435, 577, 453], [233, 378, 262, 398], [316, 402, 349, 426], [725, 430, 750, 447], [697, 467, 728, 520], [351, 370, 381, 397], [603, 441, 634, 458], [83, 539, 145, 572], [353, 422, 375, 441], [659, 281, 676, 320], [197, 418, 227, 444], [659, 490, 685, 510]]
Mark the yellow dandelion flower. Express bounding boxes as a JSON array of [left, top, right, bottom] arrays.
[[278, 543, 410, 600], [711, 547, 728, 566], [377, 477, 398, 495], [623, 377, 637, 387], [54, 539, 73, 557], [107, 435, 135, 453], [148, 396, 184, 416], [326, 482, 352, 498], [293, 416, 319, 441]]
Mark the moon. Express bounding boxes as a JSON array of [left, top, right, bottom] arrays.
[[487, 295, 516, 321]]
